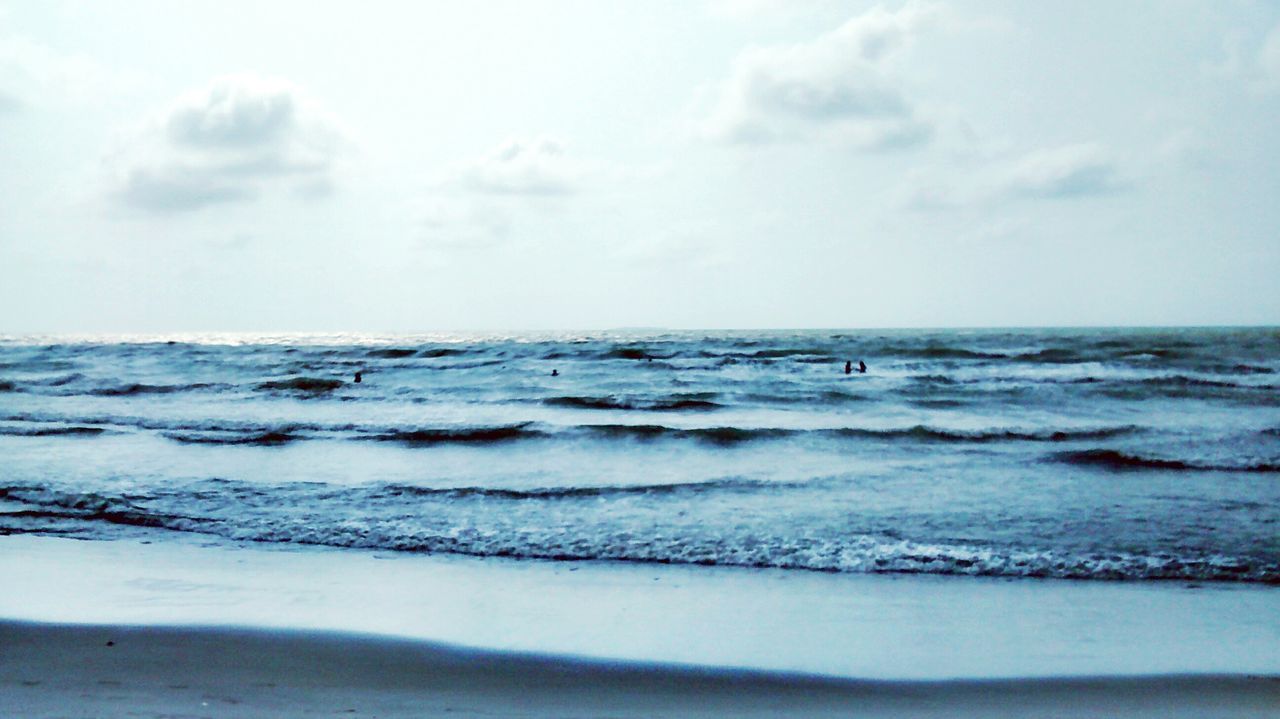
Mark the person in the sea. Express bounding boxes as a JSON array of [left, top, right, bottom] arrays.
[[844, 361, 853, 375], [551, 369, 559, 377], [354, 371, 362, 384], [858, 360, 867, 374]]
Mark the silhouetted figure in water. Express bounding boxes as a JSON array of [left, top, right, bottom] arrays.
[[844, 361, 853, 375], [551, 369, 559, 377], [354, 371, 362, 384], [858, 360, 867, 374]]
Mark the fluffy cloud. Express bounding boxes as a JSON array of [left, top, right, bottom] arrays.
[[701, 2, 936, 149], [899, 142, 1124, 211], [417, 136, 588, 251], [419, 198, 513, 249], [1260, 23, 1280, 84], [110, 74, 343, 213], [1004, 143, 1122, 199], [456, 137, 582, 195]]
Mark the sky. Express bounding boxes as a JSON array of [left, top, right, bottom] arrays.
[[1, 0, 1277, 332]]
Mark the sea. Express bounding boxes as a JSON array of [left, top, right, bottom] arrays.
[[1, 327, 1278, 586]]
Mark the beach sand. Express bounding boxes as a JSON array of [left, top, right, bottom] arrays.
[[3, 621, 1278, 719], [2, 535, 1278, 717]]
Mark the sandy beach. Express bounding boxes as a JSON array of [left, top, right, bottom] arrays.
[[1, 535, 1279, 717], [3, 621, 1278, 719]]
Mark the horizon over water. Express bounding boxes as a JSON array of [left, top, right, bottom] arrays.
[[1, 326, 1278, 585]]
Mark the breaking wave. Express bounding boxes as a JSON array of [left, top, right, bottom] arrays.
[[2, 480, 1275, 583], [1054, 449, 1280, 473]]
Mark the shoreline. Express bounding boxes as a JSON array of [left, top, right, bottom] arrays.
[[2, 534, 1279, 680], [3, 620, 1278, 718]]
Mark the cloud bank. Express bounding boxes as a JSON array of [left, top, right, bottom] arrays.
[[111, 74, 343, 213], [701, 2, 935, 149]]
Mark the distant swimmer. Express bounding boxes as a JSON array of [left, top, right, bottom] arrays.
[[858, 360, 867, 374], [354, 371, 363, 384], [551, 369, 559, 377], [844, 361, 853, 375]]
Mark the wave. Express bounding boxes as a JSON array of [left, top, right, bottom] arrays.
[[1068, 375, 1279, 399], [834, 425, 1140, 443], [374, 476, 793, 500], [898, 346, 1009, 361], [256, 377, 345, 393], [40, 373, 84, 387], [0, 410, 1143, 448], [1230, 364, 1274, 375], [420, 348, 469, 358], [740, 389, 875, 405], [365, 348, 417, 358], [542, 395, 723, 411], [359, 423, 542, 445], [2, 481, 1274, 583], [0, 412, 348, 437], [1138, 376, 1269, 389], [603, 347, 665, 360], [577, 424, 793, 444], [87, 382, 226, 397], [161, 430, 300, 446], [0, 425, 108, 437], [1053, 449, 1280, 473], [575, 424, 1138, 445]]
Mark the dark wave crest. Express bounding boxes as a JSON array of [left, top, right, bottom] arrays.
[[88, 382, 224, 397], [578, 424, 794, 444], [162, 430, 301, 446], [1054, 449, 1280, 473], [375, 476, 790, 501], [831, 425, 1140, 443], [542, 395, 722, 411], [365, 348, 417, 358], [360, 423, 541, 445], [256, 377, 344, 393], [0, 425, 108, 437]]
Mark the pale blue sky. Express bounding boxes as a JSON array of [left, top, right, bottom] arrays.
[[1, 0, 1277, 331]]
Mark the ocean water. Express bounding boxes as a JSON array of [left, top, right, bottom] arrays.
[[1, 328, 1277, 584]]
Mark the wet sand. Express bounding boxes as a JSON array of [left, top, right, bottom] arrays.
[[2, 621, 1278, 719]]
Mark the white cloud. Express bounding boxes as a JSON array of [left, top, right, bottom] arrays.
[[0, 22, 136, 107], [414, 136, 599, 252], [1260, 23, 1280, 84], [108, 74, 345, 213], [1004, 143, 1122, 199], [455, 137, 583, 195], [419, 198, 513, 249], [700, 2, 936, 149], [0, 88, 20, 113], [1203, 22, 1280, 91], [899, 142, 1124, 211]]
